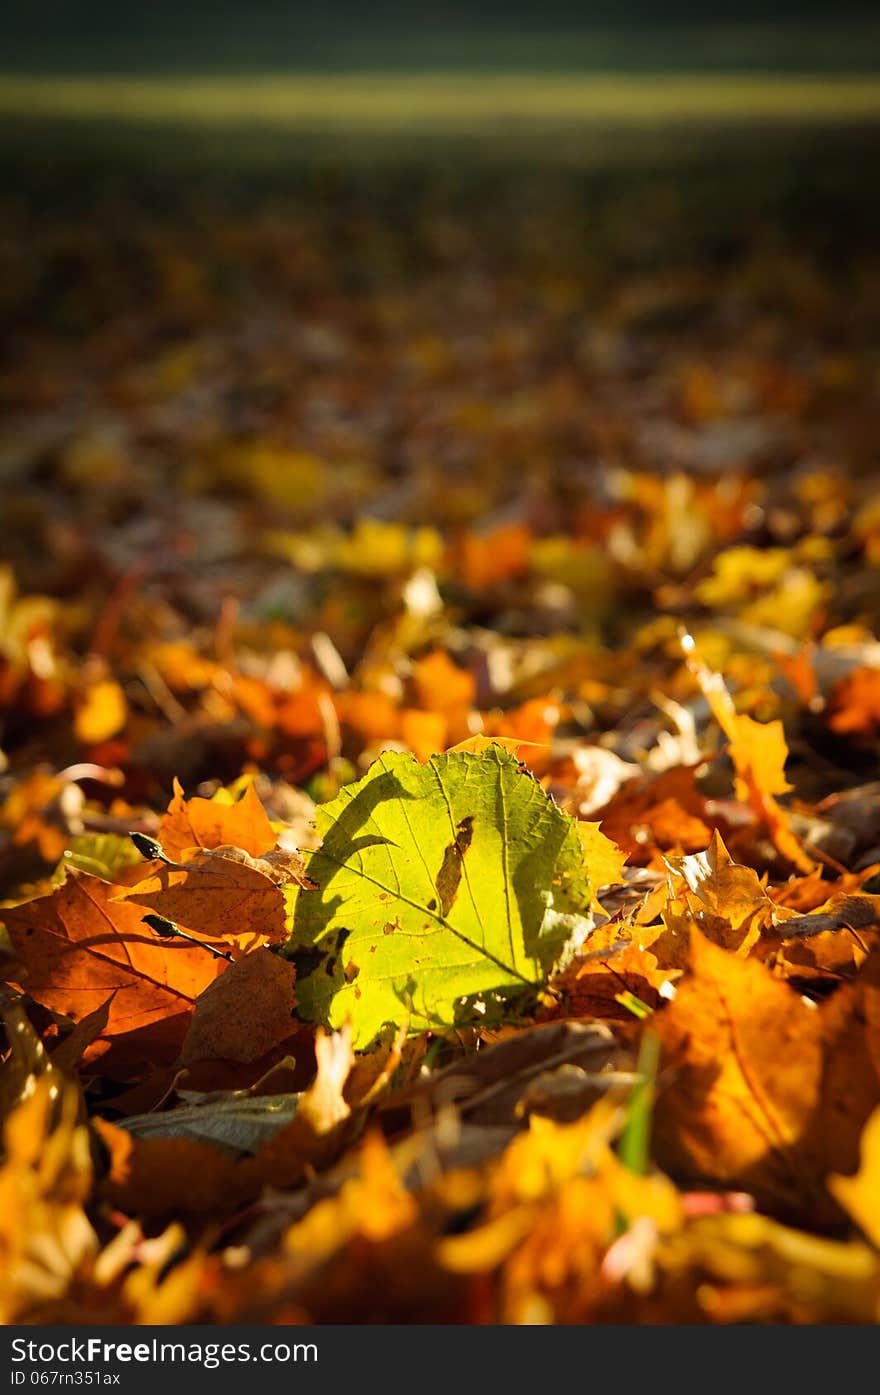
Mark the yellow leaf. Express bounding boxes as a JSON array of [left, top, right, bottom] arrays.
[[695, 546, 792, 608], [74, 680, 127, 745], [577, 822, 627, 896], [663, 830, 794, 953], [446, 734, 547, 757], [829, 1107, 880, 1248], [683, 639, 813, 871]]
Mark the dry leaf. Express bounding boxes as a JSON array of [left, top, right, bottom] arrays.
[[181, 948, 297, 1064], [663, 829, 794, 954], [96, 1027, 355, 1216], [3, 872, 221, 1074], [652, 929, 826, 1215], [120, 842, 310, 948], [159, 778, 277, 861], [685, 646, 813, 871], [829, 1106, 880, 1247]]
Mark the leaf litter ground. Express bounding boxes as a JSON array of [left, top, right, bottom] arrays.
[[2, 129, 880, 1323]]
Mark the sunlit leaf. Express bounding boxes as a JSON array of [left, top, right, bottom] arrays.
[[288, 747, 594, 1046]]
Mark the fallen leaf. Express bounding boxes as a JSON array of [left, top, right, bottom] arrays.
[[180, 948, 297, 1064], [74, 679, 128, 746], [0, 990, 62, 1119], [120, 1094, 300, 1155], [663, 830, 794, 954], [685, 644, 813, 871], [829, 1105, 880, 1247], [288, 747, 594, 1047], [0, 1079, 96, 1322], [577, 822, 627, 897], [159, 778, 277, 861], [96, 1027, 355, 1215], [3, 872, 222, 1074], [827, 667, 880, 737], [121, 843, 310, 949], [652, 929, 826, 1215]]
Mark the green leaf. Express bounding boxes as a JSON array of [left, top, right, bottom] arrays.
[[62, 832, 144, 881], [285, 747, 594, 1048]]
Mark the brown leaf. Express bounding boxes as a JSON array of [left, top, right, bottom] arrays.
[[181, 949, 297, 1065], [770, 892, 880, 941], [652, 929, 826, 1215], [379, 1020, 620, 1130], [97, 1027, 355, 1216], [804, 950, 880, 1181], [594, 766, 714, 864], [663, 830, 794, 954], [3, 872, 221, 1075], [119, 844, 307, 948], [50, 997, 113, 1074]]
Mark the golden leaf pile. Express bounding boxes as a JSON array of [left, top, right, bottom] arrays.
[[2, 144, 880, 1326]]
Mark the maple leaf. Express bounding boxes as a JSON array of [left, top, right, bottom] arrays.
[[120, 843, 311, 949], [2, 871, 222, 1075], [662, 829, 795, 954], [577, 822, 627, 899], [159, 777, 277, 860], [544, 921, 671, 1021], [684, 640, 814, 871], [593, 765, 713, 864]]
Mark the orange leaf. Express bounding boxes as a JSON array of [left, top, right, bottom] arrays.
[[159, 778, 276, 861], [577, 822, 627, 896], [2, 872, 221, 1075], [663, 830, 794, 955], [652, 929, 826, 1214], [829, 1106, 880, 1246], [828, 667, 880, 738], [593, 765, 713, 864], [410, 649, 475, 715], [546, 921, 670, 1021], [457, 524, 530, 591], [446, 734, 546, 758], [120, 844, 308, 948], [399, 708, 447, 762], [684, 641, 813, 871], [74, 679, 128, 745], [654, 936, 880, 1225]]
